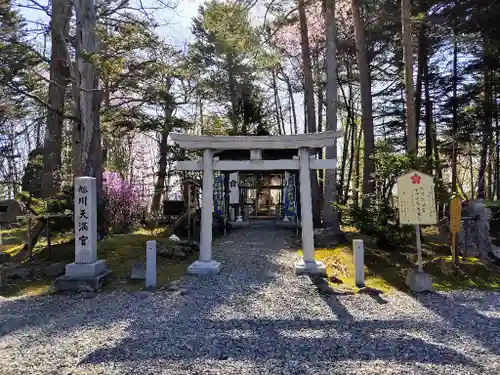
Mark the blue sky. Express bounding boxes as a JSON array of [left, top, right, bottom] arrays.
[[17, 0, 205, 46], [154, 0, 205, 45], [17, 0, 306, 135]]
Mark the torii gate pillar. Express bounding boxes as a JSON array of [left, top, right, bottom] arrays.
[[187, 148, 221, 275]]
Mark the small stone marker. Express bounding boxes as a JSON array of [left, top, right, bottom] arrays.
[[55, 176, 110, 292], [353, 239, 365, 287], [397, 170, 436, 292], [130, 262, 146, 280], [146, 240, 156, 288]]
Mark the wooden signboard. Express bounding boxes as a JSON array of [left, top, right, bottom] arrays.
[[397, 170, 437, 273], [397, 171, 437, 225]]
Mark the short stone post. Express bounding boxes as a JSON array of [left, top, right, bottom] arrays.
[[353, 239, 365, 287], [55, 177, 111, 291], [146, 240, 156, 289]]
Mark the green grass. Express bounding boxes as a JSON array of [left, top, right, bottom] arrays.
[[96, 228, 196, 291], [305, 227, 500, 293], [0, 226, 27, 256], [1, 227, 196, 297], [425, 256, 500, 291], [299, 246, 393, 293]]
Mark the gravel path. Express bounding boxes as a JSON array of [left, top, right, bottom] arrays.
[[1, 227, 500, 375]]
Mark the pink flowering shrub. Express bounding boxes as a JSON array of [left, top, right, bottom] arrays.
[[273, 2, 325, 58], [103, 171, 144, 233]]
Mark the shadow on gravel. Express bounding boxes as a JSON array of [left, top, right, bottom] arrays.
[[81, 225, 475, 369], [413, 292, 500, 355], [0, 295, 87, 338], [80, 316, 476, 367], [0, 227, 482, 372], [307, 275, 354, 322], [0, 227, 291, 339]]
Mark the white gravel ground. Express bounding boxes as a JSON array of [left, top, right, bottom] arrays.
[[1, 227, 500, 375]]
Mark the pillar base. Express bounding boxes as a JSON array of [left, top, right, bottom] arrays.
[[187, 260, 221, 275], [54, 269, 111, 292], [294, 259, 327, 276], [65, 260, 106, 278], [405, 269, 435, 293]]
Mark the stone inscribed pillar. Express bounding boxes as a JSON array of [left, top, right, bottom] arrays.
[[74, 177, 97, 264], [55, 177, 111, 291]]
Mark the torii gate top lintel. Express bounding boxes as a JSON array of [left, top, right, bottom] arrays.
[[170, 130, 343, 150]]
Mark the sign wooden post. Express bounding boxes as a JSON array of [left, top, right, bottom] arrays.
[[449, 195, 462, 265], [397, 171, 437, 273]]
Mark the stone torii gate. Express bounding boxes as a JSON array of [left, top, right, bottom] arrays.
[[170, 131, 342, 276]]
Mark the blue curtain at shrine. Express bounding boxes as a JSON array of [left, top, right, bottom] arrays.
[[213, 174, 225, 216], [284, 173, 297, 217]]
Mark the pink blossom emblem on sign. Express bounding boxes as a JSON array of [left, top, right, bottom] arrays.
[[411, 174, 421, 185]]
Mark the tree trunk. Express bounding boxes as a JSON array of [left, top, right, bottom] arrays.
[[228, 54, 238, 134], [351, 0, 375, 209], [488, 72, 495, 200], [298, 0, 317, 132], [279, 66, 299, 135], [285, 74, 298, 135], [151, 124, 171, 215], [431, 104, 442, 180], [278, 93, 286, 135], [43, 0, 72, 198], [343, 60, 356, 205], [414, 17, 425, 135], [36, 120, 42, 149], [298, 0, 321, 225], [196, 98, 204, 135], [314, 51, 324, 199], [457, 171, 469, 200], [451, 30, 458, 194], [344, 121, 356, 205], [73, 0, 103, 233], [338, 70, 352, 205], [495, 86, 499, 199], [338, 120, 351, 204], [323, 0, 340, 232], [487, 148, 493, 200], [423, 52, 433, 172], [315, 51, 324, 134], [271, 70, 284, 135], [353, 125, 363, 209], [469, 141, 475, 200], [478, 35, 493, 199], [402, 0, 417, 155]]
